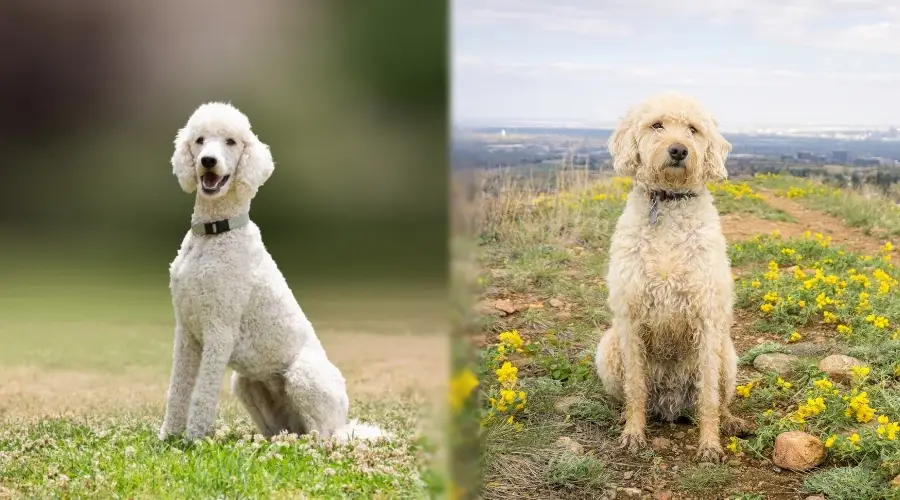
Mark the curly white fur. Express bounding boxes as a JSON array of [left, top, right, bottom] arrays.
[[158, 102, 388, 443], [594, 92, 748, 462]]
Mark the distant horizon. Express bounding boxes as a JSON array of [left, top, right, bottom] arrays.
[[452, 119, 900, 134], [453, 1, 900, 129]]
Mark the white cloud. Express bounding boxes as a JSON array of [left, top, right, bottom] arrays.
[[455, 0, 900, 55]]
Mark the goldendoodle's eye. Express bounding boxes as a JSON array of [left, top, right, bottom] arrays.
[[651, 122, 664, 130], [226, 138, 236, 146], [195, 137, 204, 145], [689, 125, 698, 134]]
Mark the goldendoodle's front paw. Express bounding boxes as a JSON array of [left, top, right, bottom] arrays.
[[618, 430, 647, 453], [722, 415, 754, 437], [695, 442, 725, 463]]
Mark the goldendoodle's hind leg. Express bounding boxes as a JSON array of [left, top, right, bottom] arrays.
[[231, 372, 291, 437], [282, 350, 350, 438]]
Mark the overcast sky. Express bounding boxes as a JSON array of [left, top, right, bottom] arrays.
[[452, 0, 900, 129]]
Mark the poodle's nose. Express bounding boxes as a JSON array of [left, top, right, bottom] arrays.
[[200, 156, 217, 169], [668, 143, 688, 161]]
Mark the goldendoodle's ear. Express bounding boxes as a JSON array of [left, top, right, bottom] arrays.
[[703, 123, 731, 182], [608, 108, 640, 177], [171, 126, 197, 193], [237, 135, 275, 193]]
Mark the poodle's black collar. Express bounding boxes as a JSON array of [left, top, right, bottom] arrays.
[[191, 213, 250, 236], [647, 190, 697, 225]]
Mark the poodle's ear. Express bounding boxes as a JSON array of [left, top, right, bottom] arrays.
[[608, 107, 640, 178], [171, 126, 197, 193], [237, 134, 275, 193], [702, 119, 731, 182]]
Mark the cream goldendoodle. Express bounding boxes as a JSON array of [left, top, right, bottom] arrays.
[[594, 92, 749, 462]]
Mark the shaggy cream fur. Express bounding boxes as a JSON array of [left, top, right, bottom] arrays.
[[158, 102, 387, 443], [594, 92, 749, 462]]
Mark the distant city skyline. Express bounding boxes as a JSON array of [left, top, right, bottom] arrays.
[[453, 0, 900, 129]]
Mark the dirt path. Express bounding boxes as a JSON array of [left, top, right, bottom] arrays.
[[722, 190, 888, 256], [0, 331, 446, 420]]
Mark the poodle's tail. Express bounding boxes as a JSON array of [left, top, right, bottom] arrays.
[[332, 419, 392, 443]]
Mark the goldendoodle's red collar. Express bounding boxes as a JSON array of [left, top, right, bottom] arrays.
[[647, 190, 697, 225], [191, 212, 251, 236]]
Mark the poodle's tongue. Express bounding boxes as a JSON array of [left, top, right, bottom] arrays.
[[201, 172, 223, 189]]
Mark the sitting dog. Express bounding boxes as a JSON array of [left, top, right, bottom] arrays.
[[158, 102, 385, 442], [594, 92, 749, 462]]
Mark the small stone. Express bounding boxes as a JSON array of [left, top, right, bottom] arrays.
[[554, 395, 583, 414], [670, 465, 679, 472], [672, 431, 686, 439], [493, 299, 518, 315], [755, 337, 767, 344], [891, 474, 900, 488], [554, 436, 584, 455], [653, 492, 674, 500], [618, 487, 641, 497], [651, 437, 672, 450], [818, 354, 867, 383], [753, 353, 800, 376], [804, 496, 826, 500], [549, 298, 564, 308], [622, 470, 634, 480], [727, 459, 740, 466], [685, 445, 696, 451], [772, 431, 825, 472]]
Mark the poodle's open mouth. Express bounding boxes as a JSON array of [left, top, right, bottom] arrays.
[[665, 160, 685, 169], [200, 172, 230, 194]]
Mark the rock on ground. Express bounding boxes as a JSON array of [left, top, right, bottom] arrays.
[[817, 354, 866, 383], [554, 436, 584, 455], [772, 431, 825, 472], [753, 353, 799, 376]]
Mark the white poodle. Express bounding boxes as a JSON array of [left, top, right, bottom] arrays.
[[158, 102, 386, 442], [594, 92, 749, 462]]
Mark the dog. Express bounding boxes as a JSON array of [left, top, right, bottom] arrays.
[[594, 92, 749, 462], [158, 102, 386, 442]]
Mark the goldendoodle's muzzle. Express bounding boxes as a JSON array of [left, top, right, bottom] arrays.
[[667, 143, 689, 167]]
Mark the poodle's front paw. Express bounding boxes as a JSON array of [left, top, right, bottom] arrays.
[[618, 430, 647, 453], [157, 423, 176, 441], [185, 422, 214, 442], [695, 442, 725, 463]]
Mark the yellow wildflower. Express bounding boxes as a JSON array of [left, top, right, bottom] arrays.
[[449, 369, 480, 412]]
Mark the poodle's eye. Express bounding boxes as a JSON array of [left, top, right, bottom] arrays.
[[688, 125, 698, 134], [226, 138, 236, 146], [195, 137, 204, 145], [651, 122, 664, 130]]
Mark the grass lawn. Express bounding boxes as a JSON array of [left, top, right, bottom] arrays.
[[0, 264, 447, 499]]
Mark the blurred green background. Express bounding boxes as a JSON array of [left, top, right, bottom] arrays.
[[0, 0, 446, 290]]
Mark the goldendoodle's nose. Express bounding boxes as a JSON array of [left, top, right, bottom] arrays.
[[200, 156, 217, 169], [668, 143, 688, 161]]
